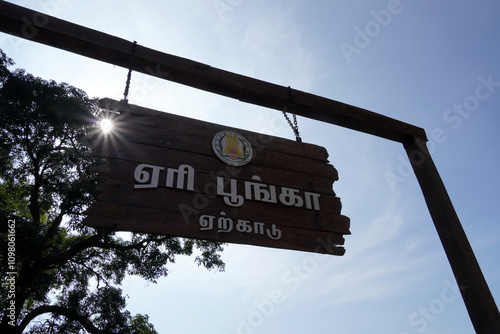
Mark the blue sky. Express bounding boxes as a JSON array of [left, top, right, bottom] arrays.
[[2, 0, 499, 333]]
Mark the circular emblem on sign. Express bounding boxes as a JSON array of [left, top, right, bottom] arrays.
[[212, 131, 253, 166]]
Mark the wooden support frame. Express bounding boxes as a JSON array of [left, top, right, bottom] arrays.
[[0, 2, 498, 332], [404, 139, 500, 333]]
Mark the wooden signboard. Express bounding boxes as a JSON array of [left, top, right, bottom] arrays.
[[84, 98, 350, 255]]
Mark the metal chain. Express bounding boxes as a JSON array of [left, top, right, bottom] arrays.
[[282, 86, 301, 142], [123, 41, 137, 102]]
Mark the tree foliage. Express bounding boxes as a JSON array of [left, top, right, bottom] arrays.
[[0, 49, 225, 333]]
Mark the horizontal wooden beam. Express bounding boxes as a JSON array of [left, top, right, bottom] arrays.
[[0, 1, 426, 143]]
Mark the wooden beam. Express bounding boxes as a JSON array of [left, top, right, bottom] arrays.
[[405, 138, 500, 334], [0, 1, 426, 143]]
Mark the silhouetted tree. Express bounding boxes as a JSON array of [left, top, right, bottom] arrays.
[[0, 49, 225, 333]]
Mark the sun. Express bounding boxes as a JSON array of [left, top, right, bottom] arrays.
[[99, 118, 114, 134]]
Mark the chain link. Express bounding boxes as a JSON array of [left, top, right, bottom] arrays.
[[282, 86, 301, 142], [123, 41, 137, 102]]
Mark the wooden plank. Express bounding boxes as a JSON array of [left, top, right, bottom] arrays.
[[92, 179, 350, 234], [92, 158, 338, 199], [98, 98, 331, 163], [0, 2, 427, 143], [93, 134, 338, 181], [84, 202, 346, 255]]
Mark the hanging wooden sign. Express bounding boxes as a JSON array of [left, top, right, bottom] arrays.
[[83, 98, 350, 255]]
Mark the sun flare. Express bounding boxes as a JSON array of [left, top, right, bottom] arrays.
[[99, 118, 114, 134]]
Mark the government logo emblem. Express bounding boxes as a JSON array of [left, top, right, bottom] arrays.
[[212, 131, 253, 166]]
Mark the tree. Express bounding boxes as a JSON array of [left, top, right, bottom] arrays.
[[0, 49, 225, 333]]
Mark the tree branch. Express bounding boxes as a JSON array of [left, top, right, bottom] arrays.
[[18, 305, 106, 334], [43, 209, 65, 244], [28, 161, 42, 225], [35, 233, 103, 270], [36, 233, 172, 271]]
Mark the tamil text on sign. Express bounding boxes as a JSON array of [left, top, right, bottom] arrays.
[[83, 98, 350, 255]]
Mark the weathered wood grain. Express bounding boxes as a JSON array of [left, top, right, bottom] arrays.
[[98, 98, 332, 163], [93, 179, 350, 234], [93, 135, 337, 180], [85, 202, 346, 256], [85, 100, 350, 254], [91, 158, 337, 196]]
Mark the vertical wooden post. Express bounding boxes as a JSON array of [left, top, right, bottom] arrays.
[[404, 137, 500, 334]]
